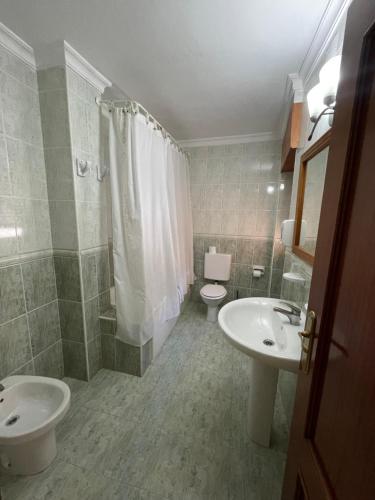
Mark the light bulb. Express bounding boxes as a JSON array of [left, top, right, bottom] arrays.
[[319, 55, 342, 106], [307, 84, 325, 122]]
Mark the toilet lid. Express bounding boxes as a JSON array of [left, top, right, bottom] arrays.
[[200, 284, 227, 298]]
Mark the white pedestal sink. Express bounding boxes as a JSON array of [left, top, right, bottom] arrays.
[[218, 298, 304, 447]]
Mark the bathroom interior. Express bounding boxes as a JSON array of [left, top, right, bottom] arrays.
[[1, 0, 375, 499]]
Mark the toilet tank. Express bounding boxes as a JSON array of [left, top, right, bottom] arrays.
[[204, 253, 232, 281]]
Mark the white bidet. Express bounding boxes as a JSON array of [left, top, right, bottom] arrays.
[[0, 375, 70, 475]]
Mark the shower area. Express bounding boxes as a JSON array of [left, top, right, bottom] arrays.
[[98, 99, 194, 376], [27, 41, 194, 382]]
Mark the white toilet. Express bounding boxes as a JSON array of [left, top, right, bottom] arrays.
[[200, 250, 232, 322], [0, 375, 71, 475]]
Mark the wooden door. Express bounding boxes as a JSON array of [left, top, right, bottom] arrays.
[[283, 1, 375, 498]]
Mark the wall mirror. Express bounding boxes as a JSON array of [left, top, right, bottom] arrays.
[[293, 130, 331, 265]]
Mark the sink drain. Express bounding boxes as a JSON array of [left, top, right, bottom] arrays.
[[6, 415, 20, 426], [263, 338, 275, 346]]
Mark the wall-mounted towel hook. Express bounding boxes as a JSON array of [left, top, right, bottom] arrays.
[[97, 163, 109, 182], [76, 158, 91, 177]]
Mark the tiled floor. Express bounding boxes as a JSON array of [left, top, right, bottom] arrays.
[[0, 302, 289, 500]]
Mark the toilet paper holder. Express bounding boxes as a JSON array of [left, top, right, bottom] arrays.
[[252, 265, 265, 278]]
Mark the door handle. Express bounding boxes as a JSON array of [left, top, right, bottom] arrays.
[[299, 330, 311, 339], [299, 310, 317, 374]]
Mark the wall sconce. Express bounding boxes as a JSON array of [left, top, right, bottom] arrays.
[[307, 55, 341, 141]]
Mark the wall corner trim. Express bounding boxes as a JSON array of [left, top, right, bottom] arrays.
[[63, 41, 112, 93], [0, 22, 36, 68], [179, 132, 278, 148]]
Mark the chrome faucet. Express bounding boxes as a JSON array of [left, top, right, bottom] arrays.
[[273, 301, 301, 325]]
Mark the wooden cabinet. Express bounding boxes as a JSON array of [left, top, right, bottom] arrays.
[[281, 102, 302, 172]]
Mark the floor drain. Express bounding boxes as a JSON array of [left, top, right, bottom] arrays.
[[6, 415, 20, 426], [263, 339, 275, 346]]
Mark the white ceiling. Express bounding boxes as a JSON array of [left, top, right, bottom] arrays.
[[0, 0, 331, 140]]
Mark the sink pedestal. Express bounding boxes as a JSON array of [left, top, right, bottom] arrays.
[[218, 298, 303, 447], [249, 359, 279, 447]]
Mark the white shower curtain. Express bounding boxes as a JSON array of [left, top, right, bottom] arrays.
[[108, 108, 193, 347], [167, 144, 194, 299]]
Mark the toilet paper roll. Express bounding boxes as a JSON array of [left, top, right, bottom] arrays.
[[253, 269, 261, 278], [209, 246, 216, 254]]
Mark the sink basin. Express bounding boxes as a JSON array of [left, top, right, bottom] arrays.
[[218, 297, 305, 447], [218, 297, 305, 372]]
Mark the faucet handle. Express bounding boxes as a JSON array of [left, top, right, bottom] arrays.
[[279, 301, 301, 315]]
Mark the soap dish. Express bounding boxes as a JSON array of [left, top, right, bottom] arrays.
[[282, 272, 305, 285]]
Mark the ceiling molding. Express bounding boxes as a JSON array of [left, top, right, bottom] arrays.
[[179, 132, 277, 148], [64, 41, 111, 93], [299, 0, 352, 86], [0, 22, 35, 68]]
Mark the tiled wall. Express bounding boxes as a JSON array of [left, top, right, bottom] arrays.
[[0, 45, 64, 378], [66, 68, 108, 251], [37, 64, 112, 380], [37, 66, 85, 379], [188, 141, 292, 301], [66, 67, 110, 379], [38, 66, 78, 250]]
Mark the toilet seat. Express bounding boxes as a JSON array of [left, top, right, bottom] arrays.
[[200, 284, 227, 299]]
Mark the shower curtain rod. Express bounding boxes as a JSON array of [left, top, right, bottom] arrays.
[[95, 97, 188, 157]]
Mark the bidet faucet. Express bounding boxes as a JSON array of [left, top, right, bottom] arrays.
[[273, 301, 301, 326]]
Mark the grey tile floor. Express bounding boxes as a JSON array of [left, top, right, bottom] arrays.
[[0, 302, 289, 500]]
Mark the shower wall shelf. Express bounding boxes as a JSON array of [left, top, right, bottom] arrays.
[[282, 272, 305, 285]]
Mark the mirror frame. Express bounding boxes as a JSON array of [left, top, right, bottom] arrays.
[[293, 129, 331, 265]]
